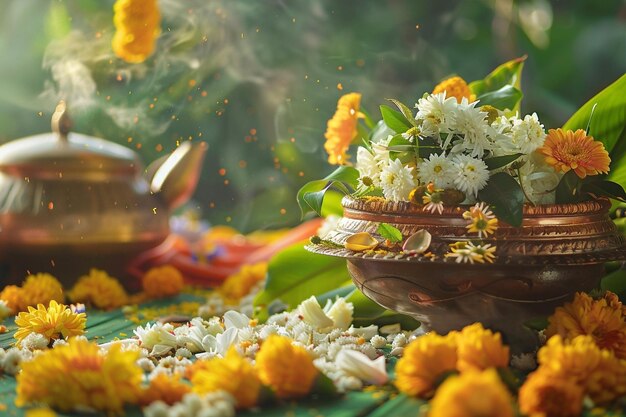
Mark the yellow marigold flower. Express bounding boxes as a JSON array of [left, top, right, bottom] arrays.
[[255, 334, 318, 399], [456, 323, 509, 372], [112, 0, 161, 63], [395, 332, 458, 398], [139, 373, 191, 406], [0, 284, 23, 313], [219, 262, 268, 304], [14, 300, 86, 346], [191, 347, 260, 409], [428, 369, 514, 417], [69, 269, 129, 310], [537, 335, 626, 404], [16, 338, 142, 415], [20, 273, 64, 311], [539, 128, 610, 179], [324, 92, 363, 165], [142, 265, 185, 299], [432, 76, 475, 103], [518, 370, 583, 417], [546, 291, 626, 359], [25, 409, 58, 417]]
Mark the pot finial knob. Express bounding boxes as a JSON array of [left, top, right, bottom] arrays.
[[51, 100, 72, 142]]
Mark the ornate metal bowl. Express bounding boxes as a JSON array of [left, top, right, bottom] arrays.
[[307, 197, 626, 352]]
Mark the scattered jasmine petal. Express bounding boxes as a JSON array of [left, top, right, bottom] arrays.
[[390, 346, 404, 356], [336, 350, 388, 385], [348, 325, 379, 340], [151, 344, 174, 357], [392, 333, 408, 348], [298, 296, 334, 329], [379, 323, 402, 335], [98, 338, 140, 350], [336, 375, 363, 393], [223, 310, 250, 330], [175, 347, 193, 358], [137, 357, 155, 372], [370, 335, 387, 349], [326, 298, 354, 330]]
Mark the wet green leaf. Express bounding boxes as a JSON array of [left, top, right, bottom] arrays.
[[478, 172, 524, 227]]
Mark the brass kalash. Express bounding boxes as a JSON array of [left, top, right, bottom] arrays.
[[0, 102, 207, 287]]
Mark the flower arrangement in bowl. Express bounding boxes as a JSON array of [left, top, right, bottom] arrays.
[[301, 57, 626, 351]]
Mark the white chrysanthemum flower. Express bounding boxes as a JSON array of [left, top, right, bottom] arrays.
[[417, 153, 455, 188], [450, 100, 491, 157], [2, 348, 25, 375], [379, 158, 417, 202], [510, 112, 546, 154], [415, 92, 457, 138], [21, 333, 49, 351], [518, 152, 561, 204], [356, 147, 382, 186], [336, 349, 388, 385], [451, 154, 490, 197], [324, 298, 354, 331], [298, 296, 333, 329]]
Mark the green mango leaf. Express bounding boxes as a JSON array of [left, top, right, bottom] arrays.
[[254, 243, 352, 319], [563, 74, 626, 157], [555, 170, 584, 204], [476, 85, 523, 111], [377, 223, 403, 243], [581, 180, 626, 202], [380, 105, 412, 134], [297, 166, 359, 218], [484, 153, 524, 170], [601, 268, 626, 298], [603, 122, 626, 188], [478, 172, 524, 227], [387, 99, 417, 127], [469, 56, 527, 96]]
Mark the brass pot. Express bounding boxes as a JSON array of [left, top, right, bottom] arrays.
[[308, 196, 626, 352], [0, 102, 207, 287]]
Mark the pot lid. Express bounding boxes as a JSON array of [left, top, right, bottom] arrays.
[[0, 101, 141, 180]]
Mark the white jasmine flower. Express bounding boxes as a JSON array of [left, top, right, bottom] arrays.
[[325, 298, 354, 331], [175, 347, 193, 358], [417, 153, 455, 188], [0, 300, 11, 321], [518, 152, 561, 204], [415, 92, 457, 138], [200, 327, 238, 358], [223, 311, 250, 330], [379, 158, 417, 202], [143, 401, 170, 417], [21, 333, 49, 351], [390, 346, 405, 356], [298, 296, 334, 329], [137, 357, 156, 372], [451, 154, 490, 197], [370, 335, 387, 349], [450, 100, 491, 157], [134, 322, 178, 356], [2, 348, 25, 375], [510, 113, 546, 154], [348, 325, 379, 340], [258, 323, 279, 340], [52, 339, 68, 348], [336, 375, 363, 392], [392, 333, 408, 348], [336, 350, 388, 385], [511, 353, 537, 371]]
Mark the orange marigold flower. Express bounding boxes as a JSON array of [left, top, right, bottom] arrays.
[[16, 338, 142, 415], [14, 300, 86, 346], [0, 284, 24, 313], [428, 369, 514, 417], [19, 273, 64, 312], [139, 373, 191, 406], [69, 269, 129, 310], [142, 265, 185, 299], [432, 76, 475, 103], [255, 334, 318, 399], [456, 323, 510, 372], [537, 335, 626, 404], [546, 291, 626, 359], [112, 0, 161, 63], [219, 262, 267, 304], [324, 92, 362, 165], [539, 128, 610, 178], [518, 369, 583, 417], [191, 347, 261, 409], [394, 332, 458, 398]]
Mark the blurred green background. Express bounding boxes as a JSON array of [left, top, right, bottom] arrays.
[[0, 0, 624, 232]]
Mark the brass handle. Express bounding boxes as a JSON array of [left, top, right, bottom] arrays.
[[51, 100, 72, 142]]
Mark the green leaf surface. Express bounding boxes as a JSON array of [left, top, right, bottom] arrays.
[[297, 166, 360, 218], [581, 180, 626, 202], [254, 243, 352, 313], [380, 105, 412, 134], [476, 85, 523, 111], [555, 170, 583, 204], [377, 223, 403, 243], [484, 153, 524, 170], [469, 56, 526, 96], [478, 172, 524, 227], [387, 99, 417, 127], [387, 135, 415, 163], [601, 268, 626, 298]]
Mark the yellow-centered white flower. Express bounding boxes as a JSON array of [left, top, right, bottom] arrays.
[[380, 158, 417, 202]]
